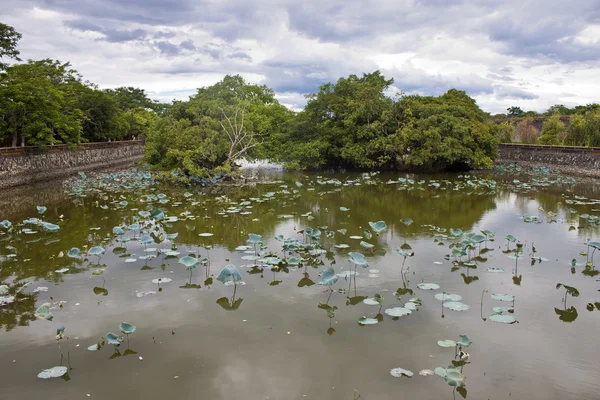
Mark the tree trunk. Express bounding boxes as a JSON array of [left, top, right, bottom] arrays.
[[11, 130, 17, 147], [21, 134, 25, 147]]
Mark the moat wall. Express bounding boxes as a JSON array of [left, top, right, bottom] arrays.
[[0, 140, 145, 189], [497, 143, 600, 177]]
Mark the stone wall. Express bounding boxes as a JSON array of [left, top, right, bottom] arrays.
[[0, 141, 145, 189], [497, 143, 600, 177]]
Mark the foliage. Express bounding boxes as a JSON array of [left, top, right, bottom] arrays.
[[0, 23, 21, 70], [395, 90, 498, 170], [0, 25, 158, 146], [564, 115, 586, 146], [583, 111, 600, 147], [538, 114, 564, 145], [507, 106, 524, 116], [273, 73, 498, 171], [145, 75, 292, 176], [562, 112, 600, 147], [496, 122, 513, 143], [514, 119, 538, 144], [0, 60, 84, 146]]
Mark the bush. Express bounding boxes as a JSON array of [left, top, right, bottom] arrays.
[[515, 119, 538, 144], [496, 122, 514, 143], [564, 115, 585, 146], [538, 114, 564, 145]]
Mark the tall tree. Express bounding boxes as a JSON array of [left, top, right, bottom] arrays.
[[507, 106, 524, 116], [0, 23, 21, 70], [0, 60, 83, 146]]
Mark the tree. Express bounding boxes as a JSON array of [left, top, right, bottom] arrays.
[[73, 83, 123, 142], [394, 90, 498, 170], [564, 115, 586, 146], [583, 111, 600, 147], [0, 23, 22, 70], [496, 122, 514, 143], [507, 106, 524, 116], [539, 114, 564, 145], [0, 59, 83, 146], [514, 119, 538, 144], [144, 75, 291, 176], [547, 104, 574, 115], [280, 71, 396, 169]]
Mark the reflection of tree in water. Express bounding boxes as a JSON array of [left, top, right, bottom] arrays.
[[0, 282, 37, 332], [297, 180, 497, 237]]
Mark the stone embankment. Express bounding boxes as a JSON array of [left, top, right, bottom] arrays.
[[0, 140, 145, 189], [497, 143, 600, 178]]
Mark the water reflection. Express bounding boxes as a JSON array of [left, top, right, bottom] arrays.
[[1, 169, 600, 399]]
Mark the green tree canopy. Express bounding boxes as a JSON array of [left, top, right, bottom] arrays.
[[145, 75, 292, 176], [538, 114, 564, 145], [0, 23, 21, 70], [0, 60, 84, 146]]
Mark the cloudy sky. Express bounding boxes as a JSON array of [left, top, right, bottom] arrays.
[[2, 0, 600, 113]]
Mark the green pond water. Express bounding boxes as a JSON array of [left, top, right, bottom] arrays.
[[1, 168, 600, 400]]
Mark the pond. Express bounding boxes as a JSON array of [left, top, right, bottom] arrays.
[[1, 167, 600, 400]]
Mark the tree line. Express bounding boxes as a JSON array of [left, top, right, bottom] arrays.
[[145, 71, 501, 175], [0, 23, 163, 147], [2, 22, 598, 176]]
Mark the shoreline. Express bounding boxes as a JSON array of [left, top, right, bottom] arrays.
[[494, 159, 600, 179]]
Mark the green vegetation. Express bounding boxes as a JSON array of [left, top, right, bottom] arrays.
[[146, 71, 499, 175], [145, 75, 292, 177], [538, 114, 564, 145], [0, 24, 162, 147], [3, 21, 599, 176], [493, 101, 600, 146]]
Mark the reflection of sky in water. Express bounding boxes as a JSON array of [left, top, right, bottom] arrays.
[[1, 171, 600, 399]]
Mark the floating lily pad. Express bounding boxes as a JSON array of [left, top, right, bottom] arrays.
[[37, 366, 67, 379], [363, 297, 381, 306], [492, 306, 513, 313], [491, 293, 515, 302], [336, 270, 358, 278], [151, 278, 172, 284], [434, 293, 462, 302], [87, 344, 100, 351], [443, 301, 470, 311], [419, 369, 435, 376], [390, 368, 413, 378], [384, 307, 412, 317], [34, 303, 53, 320], [489, 313, 517, 324], [437, 339, 457, 348], [417, 283, 440, 290], [357, 317, 379, 325]]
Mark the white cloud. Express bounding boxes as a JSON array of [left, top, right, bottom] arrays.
[[3, 0, 600, 112]]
